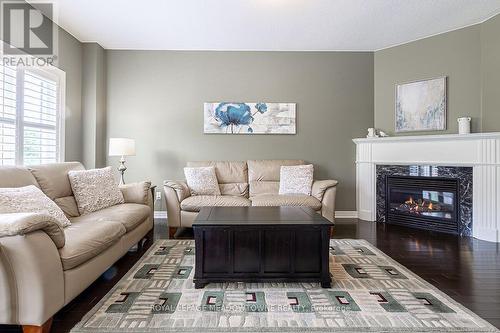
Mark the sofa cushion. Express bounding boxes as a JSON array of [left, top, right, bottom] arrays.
[[0, 185, 71, 228], [219, 183, 249, 197], [180, 195, 251, 212], [247, 160, 304, 182], [250, 194, 322, 211], [119, 181, 151, 205], [279, 164, 314, 195], [248, 181, 279, 196], [68, 167, 125, 215], [59, 219, 125, 270], [54, 196, 80, 218], [29, 162, 84, 199], [247, 160, 304, 197], [29, 162, 85, 217], [0, 166, 40, 188], [70, 203, 150, 232], [187, 161, 249, 197], [187, 161, 247, 183], [184, 166, 221, 196]]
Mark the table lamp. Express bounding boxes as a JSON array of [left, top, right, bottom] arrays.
[[109, 138, 136, 185]]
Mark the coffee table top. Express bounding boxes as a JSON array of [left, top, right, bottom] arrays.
[[193, 206, 333, 226]]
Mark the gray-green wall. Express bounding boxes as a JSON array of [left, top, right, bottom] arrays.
[[56, 25, 107, 167], [106, 51, 374, 211], [374, 14, 500, 135], [56, 28, 83, 162], [481, 14, 500, 132], [82, 43, 107, 168]]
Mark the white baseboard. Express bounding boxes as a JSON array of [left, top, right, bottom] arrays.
[[334, 211, 358, 219], [154, 210, 358, 219], [154, 211, 167, 219]]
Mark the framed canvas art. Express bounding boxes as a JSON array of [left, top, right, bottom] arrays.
[[395, 77, 447, 132], [204, 102, 296, 134]]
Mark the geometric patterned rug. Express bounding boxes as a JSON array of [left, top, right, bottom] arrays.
[[71, 239, 498, 332]]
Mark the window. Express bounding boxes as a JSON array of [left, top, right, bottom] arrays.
[[0, 64, 64, 166]]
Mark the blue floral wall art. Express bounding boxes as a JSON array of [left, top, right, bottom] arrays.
[[204, 102, 296, 134]]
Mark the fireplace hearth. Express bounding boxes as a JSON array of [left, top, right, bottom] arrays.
[[386, 176, 459, 234], [376, 165, 473, 236]]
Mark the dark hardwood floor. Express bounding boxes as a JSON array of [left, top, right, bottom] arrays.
[[2, 218, 500, 332]]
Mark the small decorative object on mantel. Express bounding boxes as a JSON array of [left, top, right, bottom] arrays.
[[366, 128, 389, 138], [395, 77, 447, 133], [367, 128, 378, 138], [204, 102, 296, 134], [379, 130, 389, 137], [457, 117, 472, 135]]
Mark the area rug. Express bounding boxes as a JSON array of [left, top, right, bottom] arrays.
[[71, 239, 498, 332]]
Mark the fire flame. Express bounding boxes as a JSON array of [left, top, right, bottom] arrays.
[[403, 196, 435, 213]]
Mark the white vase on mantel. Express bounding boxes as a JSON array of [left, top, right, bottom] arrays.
[[457, 117, 471, 135]]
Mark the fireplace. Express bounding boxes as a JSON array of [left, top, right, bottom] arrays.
[[355, 134, 500, 242], [386, 176, 459, 234], [376, 165, 473, 236]]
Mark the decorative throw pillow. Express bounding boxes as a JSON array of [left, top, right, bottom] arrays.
[[184, 166, 221, 196], [279, 164, 314, 195], [68, 166, 125, 215], [0, 185, 71, 228]]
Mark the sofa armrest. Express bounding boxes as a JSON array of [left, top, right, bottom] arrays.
[[0, 212, 65, 248], [0, 231, 64, 326], [311, 180, 338, 223], [311, 179, 338, 201], [321, 186, 337, 223], [0, 243, 12, 324], [163, 180, 190, 202], [163, 180, 190, 228]]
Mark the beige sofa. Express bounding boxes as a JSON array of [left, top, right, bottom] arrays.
[[164, 160, 338, 236], [0, 162, 153, 332]]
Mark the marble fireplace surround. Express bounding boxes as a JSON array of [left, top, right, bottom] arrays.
[[353, 132, 500, 243], [375, 165, 473, 236]]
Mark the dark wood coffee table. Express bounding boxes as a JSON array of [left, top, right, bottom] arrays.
[[192, 206, 333, 289]]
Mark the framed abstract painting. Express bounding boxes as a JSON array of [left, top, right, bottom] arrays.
[[395, 77, 447, 132], [204, 102, 296, 134]]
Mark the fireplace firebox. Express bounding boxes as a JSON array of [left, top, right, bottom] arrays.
[[386, 176, 460, 234]]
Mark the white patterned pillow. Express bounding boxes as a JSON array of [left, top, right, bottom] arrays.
[[279, 164, 314, 195], [184, 166, 221, 196], [0, 185, 71, 228], [68, 166, 124, 215]]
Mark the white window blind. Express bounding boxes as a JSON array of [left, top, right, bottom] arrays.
[[0, 65, 16, 166], [0, 64, 64, 166]]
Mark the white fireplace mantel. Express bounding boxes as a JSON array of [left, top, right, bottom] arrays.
[[353, 132, 500, 242]]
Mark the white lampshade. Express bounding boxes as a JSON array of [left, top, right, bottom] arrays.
[[109, 138, 136, 156]]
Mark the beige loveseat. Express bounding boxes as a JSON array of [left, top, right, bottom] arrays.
[[164, 160, 338, 236], [0, 162, 153, 332]]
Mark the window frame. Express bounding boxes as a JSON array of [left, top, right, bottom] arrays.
[[1, 64, 65, 166]]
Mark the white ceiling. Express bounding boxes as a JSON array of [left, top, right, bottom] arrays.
[[47, 0, 500, 51]]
